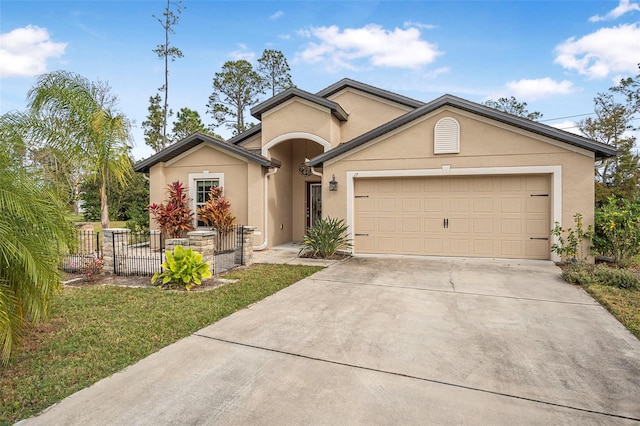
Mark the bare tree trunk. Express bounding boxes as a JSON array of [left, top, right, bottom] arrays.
[[100, 181, 110, 230], [161, 0, 170, 150]]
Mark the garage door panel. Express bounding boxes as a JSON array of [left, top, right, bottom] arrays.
[[402, 198, 422, 212], [424, 218, 444, 233], [501, 219, 522, 234], [354, 175, 550, 260], [424, 238, 444, 254], [402, 217, 421, 232], [450, 239, 470, 255], [501, 240, 522, 256], [377, 180, 398, 193], [402, 238, 422, 253], [355, 198, 375, 212], [526, 219, 549, 235], [450, 198, 469, 213], [424, 197, 443, 213], [378, 217, 397, 232], [449, 218, 469, 233], [473, 198, 493, 213], [527, 197, 549, 213], [472, 239, 493, 256], [357, 217, 376, 232], [525, 240, 549, 257], [474, 218, 494, 233], [377, 199, 397, 212], [376, 237, 397, 252]]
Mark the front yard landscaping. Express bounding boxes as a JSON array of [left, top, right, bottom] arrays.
[[0, 263, 322, 425]]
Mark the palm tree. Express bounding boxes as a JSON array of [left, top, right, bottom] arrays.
[[0, 146, 76, 364], [27, 71, 133, 229]]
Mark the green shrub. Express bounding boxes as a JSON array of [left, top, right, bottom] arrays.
[[593, 197, 640, 267], [561, 263, 596, 286], [560, 263, 640, 290], [151, 245, 212, 291], [299, 217, 352, 259], [550, 213, 593, 263], [593, 265, 640, 290]]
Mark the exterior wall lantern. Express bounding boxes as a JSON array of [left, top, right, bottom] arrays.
[[329, 174, 338, 191]]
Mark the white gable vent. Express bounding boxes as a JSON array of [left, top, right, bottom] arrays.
[[434, 117, 460, 154]]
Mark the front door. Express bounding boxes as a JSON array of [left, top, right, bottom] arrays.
[[306, 182, 322, 230]]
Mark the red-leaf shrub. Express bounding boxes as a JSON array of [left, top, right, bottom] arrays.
[[149, 181, 195, 238], [196, 186, 236, 234]]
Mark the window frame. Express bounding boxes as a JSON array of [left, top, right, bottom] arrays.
[[189, 173, 225, 228]]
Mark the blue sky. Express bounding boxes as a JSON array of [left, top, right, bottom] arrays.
[[1, 0, 639, 161]]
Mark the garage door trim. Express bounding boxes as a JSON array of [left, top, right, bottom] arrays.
[[346, 165, 562, 261]]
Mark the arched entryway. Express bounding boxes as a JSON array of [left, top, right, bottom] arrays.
[[263, 133, 330, 246]]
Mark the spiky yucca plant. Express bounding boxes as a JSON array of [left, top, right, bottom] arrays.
[[299, 217, 352, 259]]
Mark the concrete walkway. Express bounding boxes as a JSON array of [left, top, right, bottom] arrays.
[[19, 256, 640, 425], [251, 242, 342, 267]]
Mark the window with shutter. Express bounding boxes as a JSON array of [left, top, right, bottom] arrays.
[[434, 117, 460, 154]]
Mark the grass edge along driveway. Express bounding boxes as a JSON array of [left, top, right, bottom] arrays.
[[0, 263, 322, 425]]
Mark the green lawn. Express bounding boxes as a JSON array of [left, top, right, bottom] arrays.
[[0, 264, 322, 425]]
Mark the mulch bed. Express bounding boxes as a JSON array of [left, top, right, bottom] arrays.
[[61, 272, 238, 292]]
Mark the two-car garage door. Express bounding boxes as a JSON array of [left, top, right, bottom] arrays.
[[354, 175, 551, 260]]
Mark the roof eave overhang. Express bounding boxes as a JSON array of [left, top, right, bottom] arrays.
[[251, 88, 348, 122], [133, 132, 277, 173], [308, 95, 617, 167]]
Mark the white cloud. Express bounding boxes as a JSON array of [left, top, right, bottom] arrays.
[[270, 11, 284, 20], [423, 67, 450, 79], [506, 78, 574, 100], [229, 44, 254, 61], [554, 23, 640, 79], [296, 24, 442, 71], [403, 21, 436, 30], [0, 25, 66, 78], [589, 0, 640, 22]]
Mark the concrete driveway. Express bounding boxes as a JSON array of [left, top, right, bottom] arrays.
[[20, 257, 640, 425]]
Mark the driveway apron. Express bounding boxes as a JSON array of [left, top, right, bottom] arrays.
[[19, 257, 640, 425]]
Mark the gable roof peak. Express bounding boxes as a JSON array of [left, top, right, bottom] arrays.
[[316, 78, 425, 109], [251, 87, 348, 121]]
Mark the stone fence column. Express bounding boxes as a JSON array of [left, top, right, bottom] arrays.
[[165, 237, 189, 253], [238, 226, 255, 266], [187, 231, 216, 275], [102, 228, 130, 275]]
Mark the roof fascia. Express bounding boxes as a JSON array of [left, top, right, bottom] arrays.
[[308, 95, 616, 166], [133, 132, 277, 173], [251, 87, 348, 121], [316, 78, 425, 109]]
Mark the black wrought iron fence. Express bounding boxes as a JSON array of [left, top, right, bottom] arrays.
[[214, 225, 245, 274], [113, 231, 164, 277], [61, 230, 102, 273]]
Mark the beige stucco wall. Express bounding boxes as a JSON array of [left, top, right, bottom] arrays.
[[327, 88, 415, 143], [237, 132, 262, 150], [260, 99, 341, 149], [148, 144, 251, 230], [322, 108, 596, 240]]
